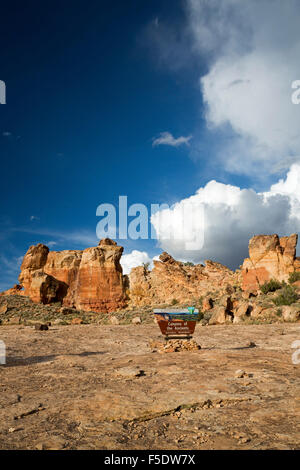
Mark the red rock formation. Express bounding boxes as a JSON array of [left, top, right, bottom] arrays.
[[19, 243, 49, 293], [75, 241, 127, 312], [129, 252, 237, 307], [17, 239, 127, 312], [7, 233, 300, 311], [29, 270, 68, 304], [0, 284, 25, 297], [44, 250, 82, 307], [242, 233, 300, 291]]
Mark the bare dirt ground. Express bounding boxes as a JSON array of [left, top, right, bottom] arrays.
[[0, 323, 299, 450]]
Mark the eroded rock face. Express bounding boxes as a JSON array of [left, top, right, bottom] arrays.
[[75, 242, 126, 312], [242, 234, 300, 291], [28, 270, 68, 304], [129, 252, 237, 307], [44, 250, 83, 307], [0, 284, 24, 297], [8, 232, 300, 313], [19, 244, 49, 293], [18, 239, 127, 312]]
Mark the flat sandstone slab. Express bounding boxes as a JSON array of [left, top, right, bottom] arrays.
[[0, 323, 299, 450]]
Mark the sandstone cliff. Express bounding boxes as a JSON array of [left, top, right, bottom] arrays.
[[242, 233, 300, 291], [129, 252, 238, 307], [18, 239, 127, 312], [4, 233, 300, 313]]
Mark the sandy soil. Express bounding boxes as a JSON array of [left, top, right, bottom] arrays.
[[0, 323, 299, 450]]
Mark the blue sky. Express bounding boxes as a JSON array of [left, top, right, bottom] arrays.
[[1, 0, 300, 289]]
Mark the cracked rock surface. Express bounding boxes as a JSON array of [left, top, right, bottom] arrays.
[[0, 323, 299, 449]]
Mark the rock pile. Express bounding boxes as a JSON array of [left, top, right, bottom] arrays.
[[149, 339, 201, 353]]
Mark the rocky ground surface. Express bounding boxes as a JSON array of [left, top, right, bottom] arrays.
[[0, 322, 299, 450]]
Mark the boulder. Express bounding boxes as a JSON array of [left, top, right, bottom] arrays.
[[29, 270, 68, 304], [250, 305, 264, 318], [233, 301, 252, 324], [34, 323, 49, 331], [281, 305, 300, 322], [202, 297, 213, 311], [209, 306, 232, 325], [0, 303, 8, 314], [218, 295, 233, 310]]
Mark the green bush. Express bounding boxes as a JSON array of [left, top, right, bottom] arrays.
[[275, 308, 282, 317], [142, 262, 150, 271], [288, 271, 300, 284], [197, 311, 204, 321], [183, 261, 195, 267], [272, 285, 298, 306], [171, 298, 178, 305], [260, 279, 282, 294]]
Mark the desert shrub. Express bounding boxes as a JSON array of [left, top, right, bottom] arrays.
[[171, 298, 178, 305], [197, 311, 204, 321], [130, 284, 145, 297], [275, 308, 282, 317], [201, 311, 213, 325], [272, 285, 298, 306], [288, 271, 300, 284], [260, 279, 282, 294], [142, 262, 150, 271], [183, 261, 194, 267]]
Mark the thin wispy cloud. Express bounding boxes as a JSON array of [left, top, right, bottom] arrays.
[[152, 131, 192, 147], [0, 252, 23, 290], [46, 241, 58, 247], [11, 227, 98, 248], [0, 254, 23, 274]]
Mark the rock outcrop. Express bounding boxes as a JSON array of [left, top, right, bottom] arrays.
[[28, 270, 68, 304], [0, 284, 24, 297], [242, 234, 300, 291], [18, 239, 127, 312], [129, 252, 238, 307], [4, 232, 300, 315]]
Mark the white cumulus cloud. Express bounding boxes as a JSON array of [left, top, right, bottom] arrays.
[[121, 250, 153, 275], [151, 164, 300, 269], [185, 0, 300, 174]]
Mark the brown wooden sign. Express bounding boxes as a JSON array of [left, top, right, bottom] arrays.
[[153, 309, 199, 338], [157, 320, 196, 337]]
